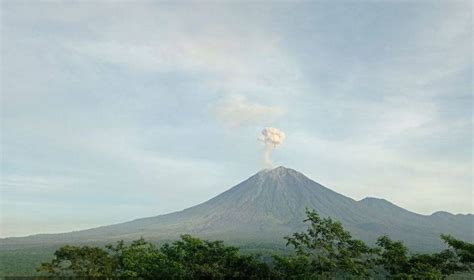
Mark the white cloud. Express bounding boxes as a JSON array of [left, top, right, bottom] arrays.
[[212, 95, 286, 127], [64, 16, 303, 101], [64, 19, 299, 132]]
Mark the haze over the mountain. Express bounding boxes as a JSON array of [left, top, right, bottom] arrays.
[[2, 167, 472, 252]]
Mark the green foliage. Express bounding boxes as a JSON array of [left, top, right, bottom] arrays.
[[375, 234, 473, 279], [37, 235, 273, 279], [160, 234, 273, 279], [0, 247, 56, 277], [109, 238, 183, 279], [273, 254, 316, 279], [275, 209, 376, 278], [37, 245, 117, 277], [275, 209, 473, 279], [441, 234, 474, 268], [376, 235, 410, 277], [32, 210, 474, 279]]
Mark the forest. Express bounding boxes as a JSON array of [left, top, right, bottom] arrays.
[[33, 209, 473, 279]]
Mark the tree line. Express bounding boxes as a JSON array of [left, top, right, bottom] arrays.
[[37, 209, 473, 279]]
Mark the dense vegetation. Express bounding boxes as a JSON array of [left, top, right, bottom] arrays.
[[17, 210, 474, 279]]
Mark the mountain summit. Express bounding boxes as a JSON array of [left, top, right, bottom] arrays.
[[2, 167, 472, 252]]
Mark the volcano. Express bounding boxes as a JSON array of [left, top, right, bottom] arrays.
[[2, 167, 472, 252]]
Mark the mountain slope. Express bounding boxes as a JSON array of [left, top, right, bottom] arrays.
[[2, 167, 472, 252]]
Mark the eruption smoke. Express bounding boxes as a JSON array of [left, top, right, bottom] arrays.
[[259, 127, 286, 168]]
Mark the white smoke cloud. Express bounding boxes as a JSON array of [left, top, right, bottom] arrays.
[[259, 127, 286, 168]]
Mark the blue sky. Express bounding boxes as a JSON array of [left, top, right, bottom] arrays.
[[1, 1, 472, 237]]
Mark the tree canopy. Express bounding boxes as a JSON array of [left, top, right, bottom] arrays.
[[38, 235, 272, 279], [274, 209, 376, 278], [37, 209, 474, 279]]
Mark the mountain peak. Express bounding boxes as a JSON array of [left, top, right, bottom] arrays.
[[257, 166, 303, 181], [359, 197, 390, 204], [431, 211, 453, 217], [259, 166, 296, 174], [359, 197, 401, 209]]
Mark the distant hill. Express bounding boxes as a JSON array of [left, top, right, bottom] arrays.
[[2, 166, 472, 252]]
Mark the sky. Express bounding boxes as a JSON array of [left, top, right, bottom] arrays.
[[1, 0, 472, 237]]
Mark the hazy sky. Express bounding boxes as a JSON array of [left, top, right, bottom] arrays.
[[1, 1, 472, 237]]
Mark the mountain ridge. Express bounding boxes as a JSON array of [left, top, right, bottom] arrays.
[[1, 166, 472, 252]]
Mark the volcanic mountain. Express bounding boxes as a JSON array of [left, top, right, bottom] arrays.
[[2, 167, 472, 252]]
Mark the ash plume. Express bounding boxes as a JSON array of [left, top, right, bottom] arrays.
[[259, 127, 286, 168]]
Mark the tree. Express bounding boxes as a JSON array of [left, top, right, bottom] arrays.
[[375, 235, 410, 278], [275, 209, 375, 278], [159, 234, 272, 279], [441, 234, 474, 270], [38, 235, 273, 279], [273, 254, 315, 279], [37, 245, 116, 277], [375, 234, 474, 278], [110, 238, 184, 279]]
